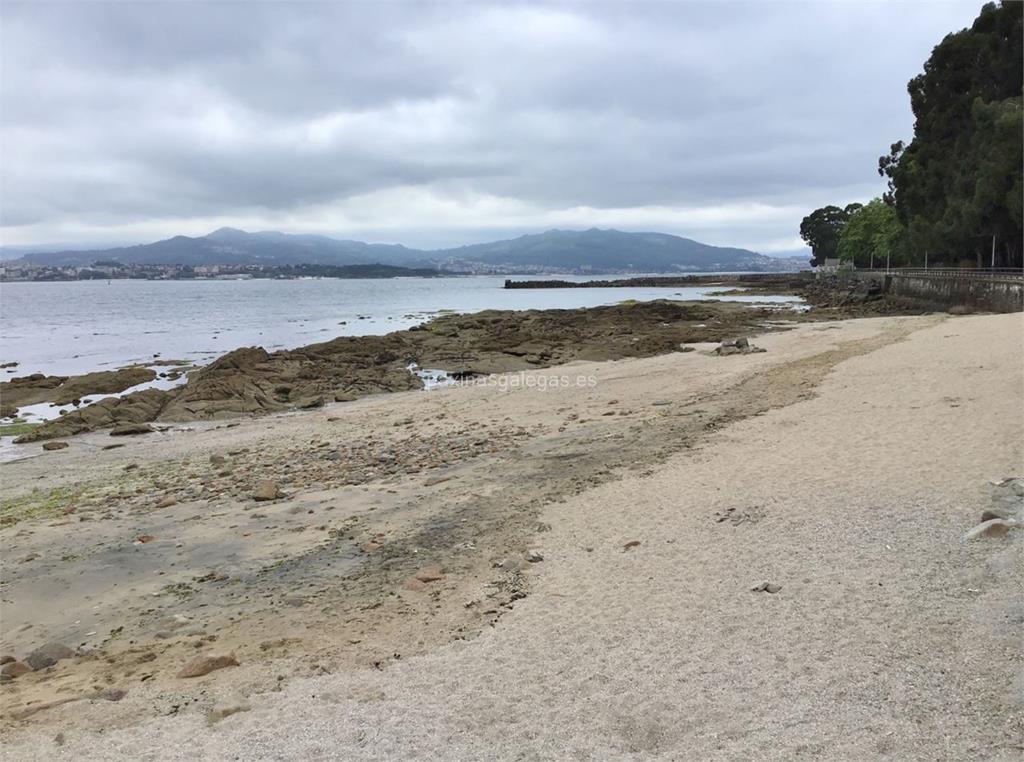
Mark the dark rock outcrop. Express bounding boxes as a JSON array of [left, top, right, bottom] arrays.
[[15, 389, 170, 443], [14, 301, 794, 441], [0, 367, 157, 416]]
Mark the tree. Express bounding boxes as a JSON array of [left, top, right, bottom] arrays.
[[878, 1, 1023, 266], [836, 199, 907, 269], [799, 203, 863, 266]]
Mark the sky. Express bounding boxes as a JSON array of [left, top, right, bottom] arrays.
[[0, 0, 984, 254]]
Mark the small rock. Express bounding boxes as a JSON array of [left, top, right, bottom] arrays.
[[964, 518, 1019, 541], [42, 441, 69, 451], [176, 653, 239, 678], [0, 660, 33, 680], [651, 400, 672, 406], [413, 566, 444, 583], [981, 507, 1015, 522], [209, 702, 252, 722], [524, 550, 544, 563], [95, 687, 127, 702], [210, 454, 227, 467], [136, 534, 156, 544], [110, 423, 155, 436], [714, 339, 767, 356], [156, 496, 177, 509], [623, 540, 642, 551], [25, 643, 74, 670], [252, 480, 282, 501], [751, 582, 782, 594]]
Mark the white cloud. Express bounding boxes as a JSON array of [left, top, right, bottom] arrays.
[[0, 0, 984, 252]]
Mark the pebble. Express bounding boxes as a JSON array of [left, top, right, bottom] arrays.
[[252, 480, 282, 501], [413, 566, 445, 583], [751, 582, 782, 594], [95, 687, 127, 702], [42, 441, 69, 451], [176, 653, 239, 678], [209, 702, 252, 722], [524, 550, 544, 563]]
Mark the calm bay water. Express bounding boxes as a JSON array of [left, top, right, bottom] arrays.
[[0, 275, 800, 377]]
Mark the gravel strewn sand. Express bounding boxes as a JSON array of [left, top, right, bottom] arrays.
[[2, 313, 1021, 759]]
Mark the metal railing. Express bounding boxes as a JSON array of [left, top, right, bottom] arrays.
[[856, 267, 1024, 281]]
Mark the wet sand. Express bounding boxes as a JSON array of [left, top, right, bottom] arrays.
[[1, 312, 1021, 759]]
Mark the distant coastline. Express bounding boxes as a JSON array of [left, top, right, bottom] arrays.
[[0, 262, 453, 283], [3, 226, 809, 276]]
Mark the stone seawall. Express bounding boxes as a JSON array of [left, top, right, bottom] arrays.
[[884, 273, 1023, 313]]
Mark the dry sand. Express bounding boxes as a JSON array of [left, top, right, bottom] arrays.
[[1, 312, 1022, 759]]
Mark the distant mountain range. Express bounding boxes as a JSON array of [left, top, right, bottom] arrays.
[[8, 227, 807, 274]]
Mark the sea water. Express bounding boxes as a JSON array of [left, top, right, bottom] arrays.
[[0, 275, 801, 377]]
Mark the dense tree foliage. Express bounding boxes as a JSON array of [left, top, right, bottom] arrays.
[[799, 203, 863, 266], [836, 199, 907, 268], [878, 1, 1023, 267]]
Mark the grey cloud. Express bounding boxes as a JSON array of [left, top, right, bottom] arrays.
[[0, 0, 983, 249]]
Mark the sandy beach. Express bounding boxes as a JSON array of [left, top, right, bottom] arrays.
[[1, 311, 1021, 760]]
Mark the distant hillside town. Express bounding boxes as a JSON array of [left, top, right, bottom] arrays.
[[0, 261, 449, 282]]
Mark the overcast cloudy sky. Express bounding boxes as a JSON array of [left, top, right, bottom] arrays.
[[1, 0, 983, 253]]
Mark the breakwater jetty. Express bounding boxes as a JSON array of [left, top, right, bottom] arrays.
[[503, 274, 808, 289], [505, 270, 1023, 313]]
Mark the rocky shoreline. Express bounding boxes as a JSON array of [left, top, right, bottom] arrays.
[[4, 277, 938, 446], [5, 300, 811, 443]]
